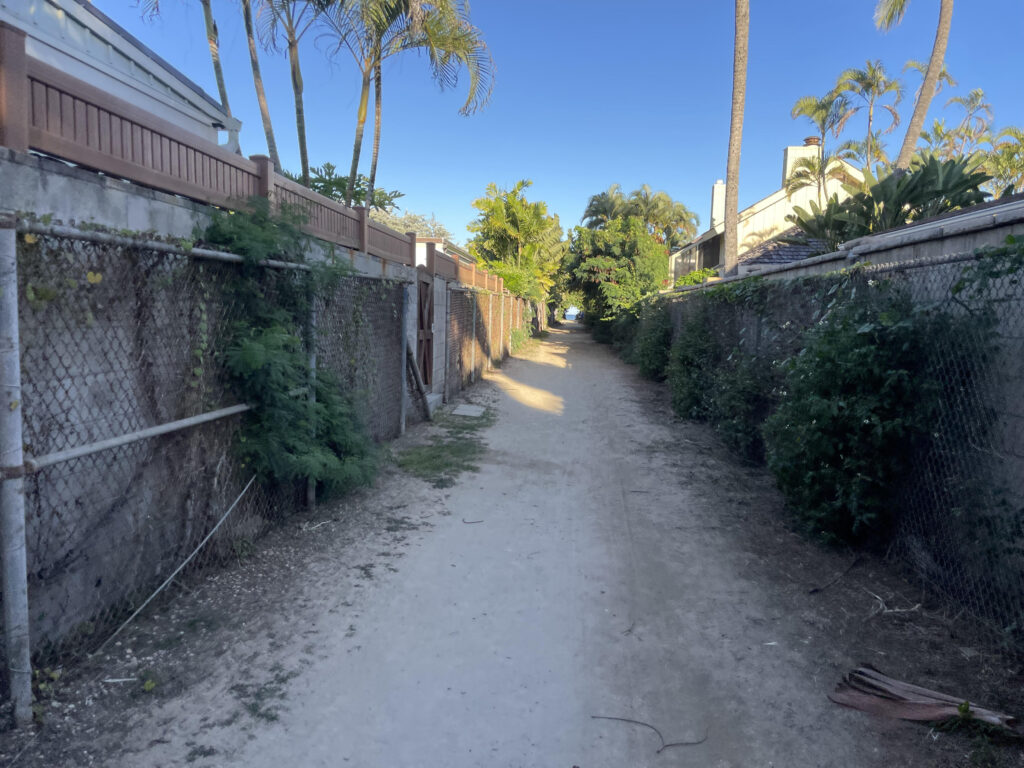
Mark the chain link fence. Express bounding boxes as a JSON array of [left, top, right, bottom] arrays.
[[0, 226, 404, 689], [665, 249, 1024, 650]]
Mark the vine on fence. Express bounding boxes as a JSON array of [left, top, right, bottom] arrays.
[[200, 199, 378, 497]]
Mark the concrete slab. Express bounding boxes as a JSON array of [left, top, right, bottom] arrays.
[[451, 403, 486, 417]]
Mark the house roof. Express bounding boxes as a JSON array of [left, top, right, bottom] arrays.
[[71, 0, 228, 117], [739, 227, 826, 266]]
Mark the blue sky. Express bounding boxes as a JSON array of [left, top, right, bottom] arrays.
[[102, 0, 1024, 244]]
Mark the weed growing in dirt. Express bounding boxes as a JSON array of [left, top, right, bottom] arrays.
[[396, 409, 496, 488], [186, 745, 218, 763], [230, 667, 299, 722]]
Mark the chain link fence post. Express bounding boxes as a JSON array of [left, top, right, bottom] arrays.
[[0, 213, 32, 726]]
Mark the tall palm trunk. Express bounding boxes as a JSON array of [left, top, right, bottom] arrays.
[[287, 32, 309, 185], [867, 100, 875, 166], [367, 61, 383, 209], [200, 0, 231, 116], [723, 0, 749, 274], [242, 0, 281, 171], [347, 66, 372, 207], [894, 0, 953, 169]]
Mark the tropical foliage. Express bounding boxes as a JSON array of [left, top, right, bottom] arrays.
[[282, 162, 403, 211], [787, 155, 990, 252], [566, 217, 668, 325], [369, 209, 454, 241], [581, 184, 699, 250], [318, 0, 494, 205], [467, 180, 565, 302], [140, 0, 493, 218]]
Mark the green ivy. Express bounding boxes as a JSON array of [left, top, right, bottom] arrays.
[[631, 301, 673, 381], [201, 199, 377, 497], [762, 281, 978, 543]]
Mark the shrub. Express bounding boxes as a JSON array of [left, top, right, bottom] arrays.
[[762, 280, 968, 543], [675, 267, 719, 287], [609, 311, 639, 356], [666, 305, 718, 419], [632, 301, 673, 380], [708, 353, 774, 462], [201, 201, 378, 498]]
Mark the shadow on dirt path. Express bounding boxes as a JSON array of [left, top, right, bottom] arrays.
[[3, 326, 1021, 767]]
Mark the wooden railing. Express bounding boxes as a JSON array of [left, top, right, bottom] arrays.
[[0, 21, 507, 288], [270, 171, 361, 250]]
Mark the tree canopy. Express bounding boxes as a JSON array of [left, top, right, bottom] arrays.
[[566, 217, 668, 322], [581, 185, 699, 250], [467, 180, 565, 302]]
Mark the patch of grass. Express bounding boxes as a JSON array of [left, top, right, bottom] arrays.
[[383, 515, 420, 532], [396, 409, 496, 488], [186, 745, 218, 763], [230, 667, 298, 723], [353, 563, 375, 580]]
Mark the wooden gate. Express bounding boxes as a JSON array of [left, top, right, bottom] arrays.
[[416, 268, 433, 386]]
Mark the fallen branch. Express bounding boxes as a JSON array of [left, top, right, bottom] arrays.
[[462, 518, 484, 524], [863, 588, 921, 619], [590, 715, 707, 754], [829, 666, 1024, 736], [808, 556, 862, 594]]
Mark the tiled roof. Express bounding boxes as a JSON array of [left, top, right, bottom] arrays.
[[739, 227, 827, 266]]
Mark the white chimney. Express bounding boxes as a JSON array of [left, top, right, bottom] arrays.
[[782, 137, 822, 188], [710, 179, 726, 229]]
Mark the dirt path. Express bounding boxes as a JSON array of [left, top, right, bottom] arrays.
[[5, 326, 1010, 767]]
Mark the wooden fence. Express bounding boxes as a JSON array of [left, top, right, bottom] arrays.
[[0, 21, 507, 289]]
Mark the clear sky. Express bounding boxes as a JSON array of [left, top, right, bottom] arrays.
[[100, 0, 1024, 245]]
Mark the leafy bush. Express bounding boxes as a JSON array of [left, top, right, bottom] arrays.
[[201, 200, 377, 498], [609, 311, 639, 354], [675, 267, 719, 287], [666, 305, 718, 419], [762, 279, 969, 543], [708, 353, 774, 461], [510, 326, 531, 354], [631, 301, 673, 380]]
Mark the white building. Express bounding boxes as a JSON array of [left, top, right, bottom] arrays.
[[0, 0, 239, 147], [672, 139, 861, 278]]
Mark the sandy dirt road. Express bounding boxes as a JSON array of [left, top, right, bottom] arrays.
[[9, 325, 979, 767]]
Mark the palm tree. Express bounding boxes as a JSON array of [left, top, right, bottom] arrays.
[[320, 0, 494, 206], [919, 117, 958, 160], [242, 0, 282, 170], [835, 60, 903, 170], [784, 152, 858, 199], [139, 1, 233, 119], [724, 0, 748, 274], [986, 127, 1024, 196], [875, 0, 955, 170], [258, 0, 323, 184], [838, 133, 891, 173], [790, 91, 848, 204], [582, 184, 627, 228], [626, 185, 667, 230], [660, 200, 700, 249], [903, 59, 956, 102], [791, 92, 848, 151], [946, 87, 993, 156]]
